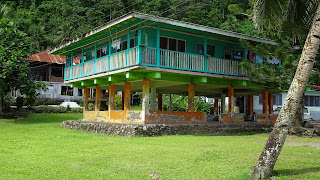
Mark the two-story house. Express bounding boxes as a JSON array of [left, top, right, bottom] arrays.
[[50, 12, 278, 124]]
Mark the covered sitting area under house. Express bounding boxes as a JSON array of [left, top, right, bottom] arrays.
[[50, 12, 279, 125]]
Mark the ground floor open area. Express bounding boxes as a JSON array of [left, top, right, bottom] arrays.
[[1, 113, 320, 179]]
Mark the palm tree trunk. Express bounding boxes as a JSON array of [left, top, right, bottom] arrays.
[[294, 94, 304, 127], [251, 4, 320, 180]]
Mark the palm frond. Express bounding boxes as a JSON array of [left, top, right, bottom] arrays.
[[253, 0, 319, 41]]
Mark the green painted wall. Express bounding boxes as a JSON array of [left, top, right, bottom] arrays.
[[144, 26, 245, 59]]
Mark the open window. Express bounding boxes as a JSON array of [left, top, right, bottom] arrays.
[[196, 44, 215, 56], [224, 48, 244, 60], [160, 36, 186, 52]]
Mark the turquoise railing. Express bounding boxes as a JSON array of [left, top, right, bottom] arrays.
[[64, 47, 138, 81], [141, 47, 245, 76], [64, 46, 245, 81]]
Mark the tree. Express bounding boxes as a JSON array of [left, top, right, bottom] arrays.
[[0, 17, 45, 113], [250, 0, 320, 179]]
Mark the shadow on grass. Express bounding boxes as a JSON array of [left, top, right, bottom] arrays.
[[10, 113, 82, 124], [275, 166, 320, 176]]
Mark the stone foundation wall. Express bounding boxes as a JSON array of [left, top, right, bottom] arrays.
[[61, 120, 273, 137], [145, 111, 207, 124]]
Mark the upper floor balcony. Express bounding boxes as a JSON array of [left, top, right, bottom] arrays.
[[64, 46, 246, 81], [51, 13, 277, 82]]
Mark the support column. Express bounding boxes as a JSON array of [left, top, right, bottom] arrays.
[[228, 87, 234, 116], [158, 93, 162, 111], [150, 88, 156, 111], [124, 82, 131, 112], [262, 90, 268, 114], [214, 98, 219, 116], [109, 85, 115, 111], [188, 83, 195, 112], [248, 95, 253, 116], [221, 94, 226, 113], [142, 79, 150, 121], [122, 91, 125, 110], [84, 88, 89, 111], [95, 86, 101, 111], [268, 93, 273, 114]]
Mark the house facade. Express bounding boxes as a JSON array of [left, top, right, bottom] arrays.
[[253, 90, 320, 120], [50, 12, 278, 124], [9, 51, 83, 101]]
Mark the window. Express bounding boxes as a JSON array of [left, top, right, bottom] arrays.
[[259, 94, 282, 105], [130, 38, 135, 48], [196, 44, 215, 56], [259, 96, 262, 105], [120, 41, 128, 51], [78, 89, 83, 96], [61, 86, 73, 96], [97, 46, 108, 58], [225, 48, 244, 60], [305, 95, 320, 106], [247, 51, 256, 62], [66, 56, 72, 67], [160, 37, 168, 49], [159, 36, 186, 52], [310, 96, 315, 106], [305, 96, 309, 106], [273, 94, 282, 105]]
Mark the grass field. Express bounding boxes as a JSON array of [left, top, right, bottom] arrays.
[[1, 113, 320, 180]]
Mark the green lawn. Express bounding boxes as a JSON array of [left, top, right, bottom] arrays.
[[1, 113, 320, 180]]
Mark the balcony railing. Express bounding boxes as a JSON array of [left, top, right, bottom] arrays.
[[141, 47, 245, 76], [64, 46, 245, 81]]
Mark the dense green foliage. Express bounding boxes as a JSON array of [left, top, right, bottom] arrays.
[[0, 17, 45, 112], [1, 113, 320, 179], [1, 0, 261, 52], [162, 94, 213, 113]]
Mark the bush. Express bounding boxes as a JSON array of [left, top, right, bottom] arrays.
[[16, 96, 24, 109], [114, 94, 122, 110], [31, 105, 83, 113]]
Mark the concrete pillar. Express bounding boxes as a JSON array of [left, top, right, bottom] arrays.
[[262, 90, 268, 114], [124, 82, 131, 111], [150, 88, 156, 111], [214, 98, 219, 116], [188, 83, 195, 112], [268, 93, 273, 114], [142, 79, 150, 121], [228, 87, 234, 115], [84, 88, 89, 111], [109, 85, 115, 111], [221, 94, 226, 113], [95, 86, 101, 111], [244, 96, 247, 114], [248, 95, 253, 116], [158, 93, 162, 111], [121, 91, 125, 110]]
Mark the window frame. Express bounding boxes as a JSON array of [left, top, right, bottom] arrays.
[[159, 36, 186, 53]]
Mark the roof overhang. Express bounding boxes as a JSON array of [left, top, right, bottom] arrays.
[[50, 12, 277, 55]]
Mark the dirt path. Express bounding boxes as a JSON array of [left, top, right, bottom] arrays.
[[284, 141, 320, 149]]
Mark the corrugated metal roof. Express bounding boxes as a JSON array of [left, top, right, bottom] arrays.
[[29, 51, 80, 64]]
